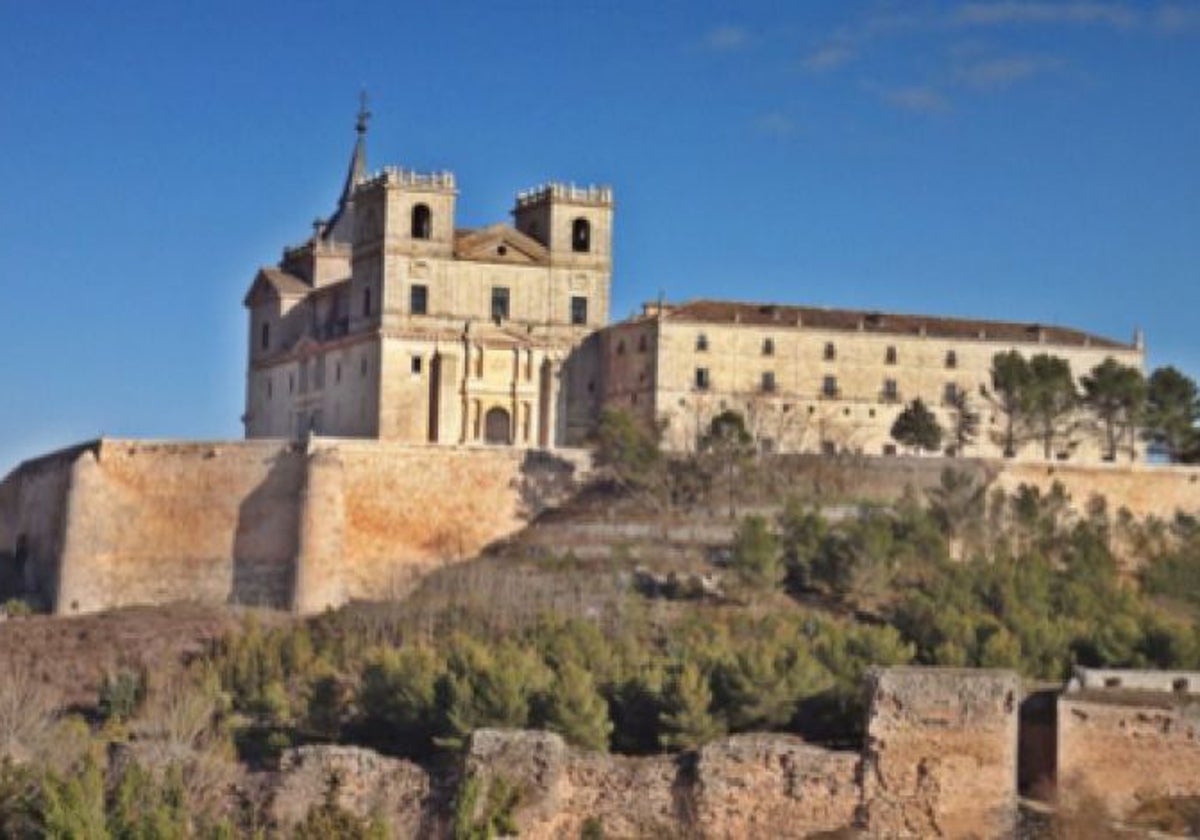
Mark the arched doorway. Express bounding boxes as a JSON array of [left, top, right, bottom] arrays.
[[484, 407, 511, 445]]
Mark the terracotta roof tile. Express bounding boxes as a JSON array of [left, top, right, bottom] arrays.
[[658, 299, 1133, 350]]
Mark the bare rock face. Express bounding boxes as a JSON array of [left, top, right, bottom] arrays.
[[693, 734, 859, 839], [271, 745, 433, 836], [860, 667, 1019, 839]]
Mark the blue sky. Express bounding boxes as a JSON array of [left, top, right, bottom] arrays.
[[2, 1, 1199, 473]]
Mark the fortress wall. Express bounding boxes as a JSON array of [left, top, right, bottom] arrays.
[[1057, 692, 1200, 818], [860, 667, 1020, 839], [55, 440, 305, 614], [326, 443, 580, 606], [1, 438, 583, 616], [995, 460, 1200, 519], [0, 443, 96, 605]]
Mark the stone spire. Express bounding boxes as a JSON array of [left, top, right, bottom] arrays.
[[322, 92, 370, 243]]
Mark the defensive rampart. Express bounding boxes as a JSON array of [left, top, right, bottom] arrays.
[[0, 438, 581, 615], [2, 442, 1197, 616]]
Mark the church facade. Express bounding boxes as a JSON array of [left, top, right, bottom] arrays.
[[242, 106, 609, 448], [243, 110, 1144, 462]]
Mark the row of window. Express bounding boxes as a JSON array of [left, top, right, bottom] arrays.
[[364, 284, 589, 326], [693, 334, 959, 368], [409, 204, 593, 253], [693, 367, 964, 403]]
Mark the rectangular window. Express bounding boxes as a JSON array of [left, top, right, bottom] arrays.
[[410, 284, 428, 315], [570, 296, 588, 325], [822, 375, 838, 398], [824, 342, 836, 361], [761, 371, 776, 392], [362, 287, 372, 317], [762, 338, 775, 356], [885, 346, 897, 364], [944, 382, 960, 405], [695, 367, 711, 391], [491, 287, 510, 321], [946, 350, 958, 369], [883, 378, 898, 401], [411, 356, 422, 375], [260, 322, 270, 350], [696, 333, 709, 352]]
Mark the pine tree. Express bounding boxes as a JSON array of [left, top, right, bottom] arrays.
[[988, 350, 1032, 457], [1144, 366, 1200, 462], [730, 515, 784, 590], [1081, 358, 1146, 462], [659, 661, 723, 750], [544, 662, 613, 752], [890, 399, 943, 454]]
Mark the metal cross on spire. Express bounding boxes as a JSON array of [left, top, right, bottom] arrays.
[[356, 89, 371, 136]]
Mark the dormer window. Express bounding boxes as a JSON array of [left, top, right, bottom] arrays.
[[411, 203, 432, 240], [571, 217, 591, 253]]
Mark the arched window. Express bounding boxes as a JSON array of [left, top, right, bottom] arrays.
[[571, 217, 591, 253], [411, 203, 432, 240]]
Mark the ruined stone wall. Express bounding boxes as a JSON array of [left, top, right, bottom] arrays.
[[860, 667, 1019, 839], [459, 729, 860, 840], [1057, 691, 1200, 818]]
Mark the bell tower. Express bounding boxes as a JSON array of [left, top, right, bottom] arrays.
[[512, 183, 613, 270]]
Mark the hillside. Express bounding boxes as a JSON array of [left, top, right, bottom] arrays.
[[1, 454, 1200, 836]]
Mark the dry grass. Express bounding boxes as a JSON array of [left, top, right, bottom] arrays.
[[0, 661, 57, 763]]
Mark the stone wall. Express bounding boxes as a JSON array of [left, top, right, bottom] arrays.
[[860, 667, 1020, 839], [459, 729, 860, 839], [0, 438, 582, 616], [996, 460, 1200, 520], [268, 669, 1022, 838], [2, 438, 1196, 616], [1057, 689, 1200, 818]]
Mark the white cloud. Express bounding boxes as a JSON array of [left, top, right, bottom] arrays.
[[879, 85, 952, 113], [703, 25, 751, 52], [803, 43, 857, 72], [754, 112, 799, 137], [955, 54, 1064, 89], [952, 2, 1138, 28], [1154, 4, 1200, 32]]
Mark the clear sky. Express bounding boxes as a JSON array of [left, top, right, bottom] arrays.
[[2, 1, 1198, 474]]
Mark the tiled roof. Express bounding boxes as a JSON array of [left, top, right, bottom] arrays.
[[657, 299, 1134, 350], [242, 268, 312, 306], [258, 268, 312, 296]]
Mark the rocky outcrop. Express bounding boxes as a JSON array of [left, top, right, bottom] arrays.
[[271, 745, 434, 836]]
